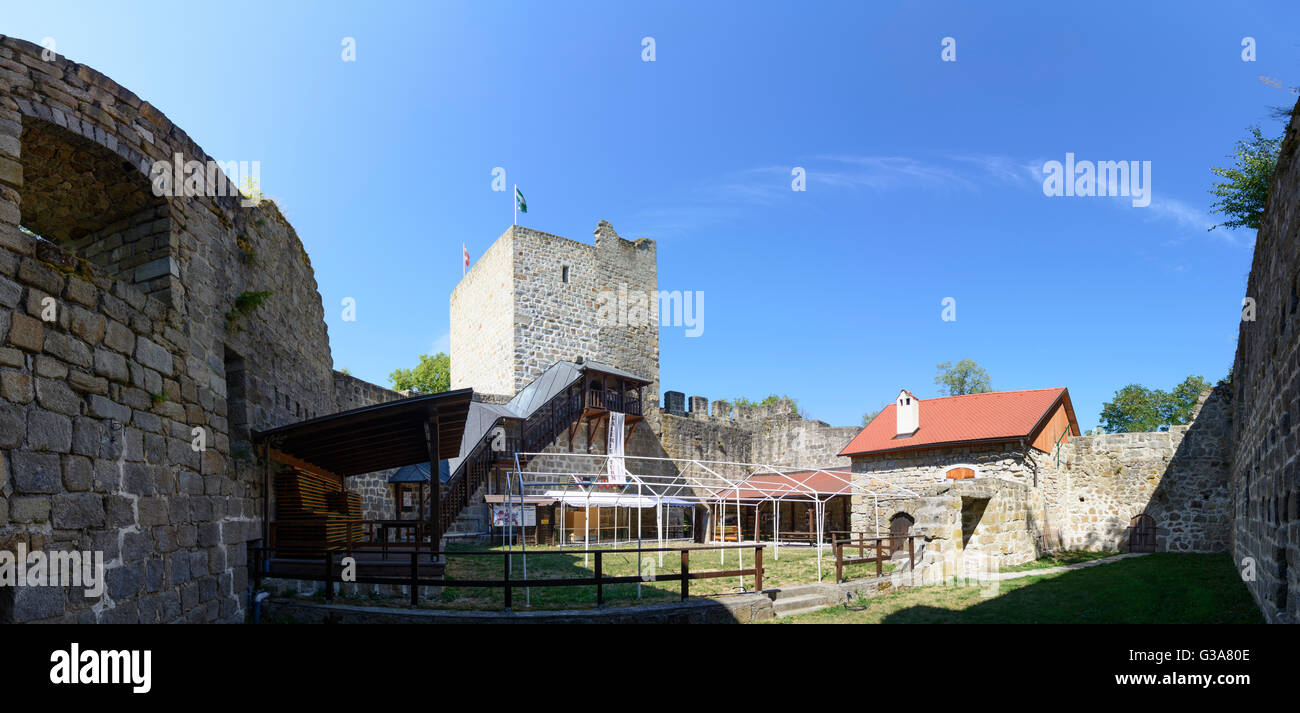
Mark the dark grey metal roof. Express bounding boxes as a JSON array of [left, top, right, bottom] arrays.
[[389, 461, 451, 484], [581, 359, 651, 385], [506, 361, 583, 416], [398, 358, 647, 483], [251, 388, 473, 476]]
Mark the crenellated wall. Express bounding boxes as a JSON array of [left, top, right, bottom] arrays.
[[656, 392, 857, 468]]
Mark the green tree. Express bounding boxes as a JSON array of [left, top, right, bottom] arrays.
[[1099, 384, 1164, 433], [1208, 126, 1282, 232], [1160, 375, 1211, 426], [861, 404, 888, 427], [1098, 375, 1210, 433], [388, 352, 450, 394], [733, 394, 798, 413], [934, 360, 992, 396]]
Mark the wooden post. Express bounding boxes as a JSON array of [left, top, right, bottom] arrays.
[[323, 552, 334, 602], [835, 543, 843, 583], [503, 551, 512, 611], [595, 551, 604, 609], [875, 537, 883, 577], [424, 416, 441, 561], [409, 551, 419, 608], [908, 536, 915, 571], [754, 546, 763, 592], [680, 549, 690, 601], [754, 505, 761, 543]]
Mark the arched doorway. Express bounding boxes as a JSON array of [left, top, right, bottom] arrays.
[[889, 512, 915, 553], [1128, 513, 1156, 553]]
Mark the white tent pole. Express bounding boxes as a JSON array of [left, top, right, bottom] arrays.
[[657, 496, 663, 567], [775, 499, 780, 561], [584, 490, 590, 568], [515, 471, 529, 608], [874, 494, 879, 537], [736, 487, 743, 591], [816, 498, 823, 582], [637, 480, 643, 599], [719, 498, 725, 565]]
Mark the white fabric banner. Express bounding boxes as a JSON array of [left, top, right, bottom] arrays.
[[607, 411, 626, 484]]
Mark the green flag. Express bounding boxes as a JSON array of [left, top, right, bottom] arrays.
[[515, 186, 527, 213]]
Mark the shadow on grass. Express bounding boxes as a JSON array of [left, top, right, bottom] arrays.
[[875, 554, 1262, 624]]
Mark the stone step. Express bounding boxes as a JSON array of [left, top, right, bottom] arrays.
[[774, 601, 830, 618], [767, 584, 824, 602], [772, 594, 825, 615]]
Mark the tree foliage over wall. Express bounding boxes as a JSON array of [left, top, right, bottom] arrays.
[[1209, 126, 1281, 232], [1098, 375, 1210, 433], [934, 360, 992, 396], [733, 394, 798, 413], [389, 352, 450, 394]]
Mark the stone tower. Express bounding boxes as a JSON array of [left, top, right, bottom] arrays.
[[450, 221, 659, 402]]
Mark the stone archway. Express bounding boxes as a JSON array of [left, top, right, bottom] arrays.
[[16, 116, 175, 301]]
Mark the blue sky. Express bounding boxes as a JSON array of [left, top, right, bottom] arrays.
[[6, 1, 1297, 431]]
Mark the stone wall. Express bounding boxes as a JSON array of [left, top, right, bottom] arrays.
[[1042, 388, 1232, 553], [449, 227, 515, 396], [657, 394, 857, 468], [0, 35, 376, 623], [1229, 97, 1300, 624]]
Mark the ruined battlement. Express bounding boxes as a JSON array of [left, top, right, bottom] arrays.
[[663, 390, 805, 422], [657, 390, 856, 468]]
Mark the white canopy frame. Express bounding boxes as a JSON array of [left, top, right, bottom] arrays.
[[503, 452, 919, 606]]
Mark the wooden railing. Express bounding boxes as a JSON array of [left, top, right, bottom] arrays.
[[437, 431, 496, 537], [522, 387, 583, 454], [584, 390, 642, 415], [252, 544, 765, 611], [832, 534, 917, 583]]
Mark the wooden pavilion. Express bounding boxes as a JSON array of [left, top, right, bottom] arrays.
[[251, 389, 473, 578]]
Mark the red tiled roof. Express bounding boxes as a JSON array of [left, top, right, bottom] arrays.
[[839, 388, 1073, 457], [716, 469, 856, 500]]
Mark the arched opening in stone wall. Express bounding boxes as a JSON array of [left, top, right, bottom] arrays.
[[889, 512, 914, 553], [1128, 512, 1156, 553], [16, 117, 174, 301]]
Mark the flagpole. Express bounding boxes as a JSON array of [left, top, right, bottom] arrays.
[[513, 184, 517, 226]]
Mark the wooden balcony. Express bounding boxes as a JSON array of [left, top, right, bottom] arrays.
[[583, 389, 643, 416]]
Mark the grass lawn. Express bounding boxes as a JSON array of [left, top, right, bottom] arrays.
[[999, 549, 1119, 572], [770, 554, 1263, 624], [322, 543, 877, 611]]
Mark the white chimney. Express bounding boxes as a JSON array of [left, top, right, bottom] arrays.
[[896, 389, 919, 436]]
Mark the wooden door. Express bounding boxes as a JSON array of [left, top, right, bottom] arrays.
[[889, 513, 914, 554], [1129, 513, 1156, 553]]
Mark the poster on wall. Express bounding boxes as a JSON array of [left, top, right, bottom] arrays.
[[490, 504, 536, 527]]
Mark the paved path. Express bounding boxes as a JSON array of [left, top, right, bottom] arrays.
[[985, 552, 1149, 581]]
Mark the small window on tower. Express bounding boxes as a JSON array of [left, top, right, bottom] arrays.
[[561, 266, 569, 283]]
